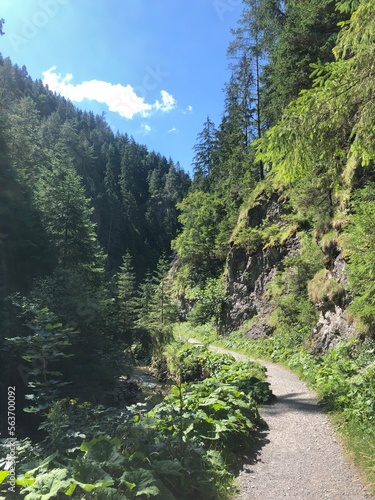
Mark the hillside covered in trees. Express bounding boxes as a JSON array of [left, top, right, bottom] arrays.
[[1, 0, 375, 497], [0, 25, 191, 426]]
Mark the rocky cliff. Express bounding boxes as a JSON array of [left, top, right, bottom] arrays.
[[224, 192, 358, 353], [307, 247, 357, 354]]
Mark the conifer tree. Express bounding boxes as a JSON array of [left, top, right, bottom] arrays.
[[137, 256, 176, 353], [7, 96, 46, 184], [103, 144, 122, 260], [35, 154, 105, 275], [116, 252, 139, 336], [192, 116, 217, 191]]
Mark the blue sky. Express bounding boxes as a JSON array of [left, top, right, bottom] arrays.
[[1, 0, 243, 174]]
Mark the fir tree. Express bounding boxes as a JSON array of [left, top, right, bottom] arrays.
[[192, 116, 217, 191], [116, 252, 139, 336], [35, 155, 105, 275]]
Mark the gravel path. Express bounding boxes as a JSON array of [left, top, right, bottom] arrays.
[[189, 340, 374, 499]]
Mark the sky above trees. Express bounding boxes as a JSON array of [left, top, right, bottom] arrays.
[[1, 0, 242, 173]]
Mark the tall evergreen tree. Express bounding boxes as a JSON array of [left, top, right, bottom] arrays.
[[116, 252, 139, 336], [6, 96, 46, 185], [102, 143, 122, 262], [192, 116, 217, 190], [228, 0, 265, 178], [35, 155, 105, 275]]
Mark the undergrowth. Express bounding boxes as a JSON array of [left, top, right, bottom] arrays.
[[0, 344, 272, 499]]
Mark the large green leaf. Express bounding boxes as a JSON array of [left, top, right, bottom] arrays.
[[23, 468, 74, 500], [0, 471, 9, 485], [90, 488, 130, 499], [82, 437, 124, 465], [120, 469, 160, 497], [151, 459, 183, 477], [73, 458, 114, 489]]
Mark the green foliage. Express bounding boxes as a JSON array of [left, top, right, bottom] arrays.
[[6, 301, 75, 415], [233, 219, 298, 253], [150, 379, 263, 455], [192, 116, 217, 191], [336, 0, 362, 14], [263, 0, 344, 126], [173, 322, 218, 346], [163, 343, 235, 383], [187, 277, 228, 332], [310, 341, 375, 420], [137, 256, 177, 358], [116, 253, 139, 337], [9, 346, 272, 499], [163, 343, 272, 403], [172, 191, 226, 265], [257, 232, 321, 333], [35, 159, 106, 274], [257, 1, 375, 189], [345, 184, 375, 330], [285, 232, 324, 290]]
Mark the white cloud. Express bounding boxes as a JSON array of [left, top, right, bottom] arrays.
[[168, 127, 178, 134], [141, 123, 152, 135], [154, 90, 177, 113], [42, 66, 176, 119], [183, 105, 193, 114]]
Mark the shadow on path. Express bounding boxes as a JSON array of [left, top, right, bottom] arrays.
[[235, 427, 271, 474], [263, 392, 323, 415]]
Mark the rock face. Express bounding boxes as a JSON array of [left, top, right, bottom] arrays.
[[225, 235, 300, 334], [224, 195, 300, 334], [310, 305, 356, 353], [224, 195, 358, 352], [308, 252, 356, 354]]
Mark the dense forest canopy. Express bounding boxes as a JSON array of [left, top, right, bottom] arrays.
[[0, 34, 191, 429]]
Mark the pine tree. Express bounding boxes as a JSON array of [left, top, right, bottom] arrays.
[[103, 144, 122, 260], [151, 255, 177, 327], [212, 62, 258, 209], [228, 0, 265, 178], [116, 253, 139, 336], [35, 154, 105, 275], [6, 96, 46, 184], [192, 116, 217, 191], [136, 257, 176, 353]]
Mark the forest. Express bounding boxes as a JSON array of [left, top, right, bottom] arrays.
[[1, 0, 375, 498]]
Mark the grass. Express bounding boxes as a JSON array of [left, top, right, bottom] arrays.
[[332, 416, 375, 492]]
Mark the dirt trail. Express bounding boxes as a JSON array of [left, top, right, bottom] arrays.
[[189, 340, 374, 499]]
